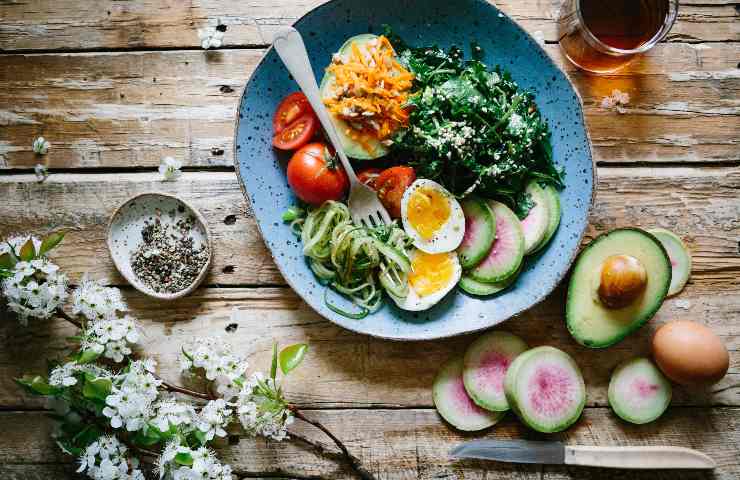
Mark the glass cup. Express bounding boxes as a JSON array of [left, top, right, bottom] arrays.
[[557, 0, 679, 74]]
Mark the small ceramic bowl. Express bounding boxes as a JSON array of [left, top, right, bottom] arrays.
[[107, 192, 212, 300]]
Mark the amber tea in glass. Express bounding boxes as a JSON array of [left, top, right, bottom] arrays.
[[557, 0, 678, 73]]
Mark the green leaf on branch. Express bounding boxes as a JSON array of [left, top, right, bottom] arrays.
[[270, 342, 278, 380], [82, 375, 112, 402], [19, 238, 36, 261], [39, 232, 65, 256], [76, 349, 101, 364], [279, 343, 308, 375], [0, 252, 15, 270], [174, 451, 194, 466], [192, 429, 207, 446], [15, 375, 60, 396], [133, 425, 162, 447]]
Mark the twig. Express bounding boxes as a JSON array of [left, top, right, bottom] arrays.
[[55, 307, 82, 329], [158, 377, 213, 400], [290, 407, 376, 480]]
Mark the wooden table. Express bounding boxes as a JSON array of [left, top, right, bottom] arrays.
[[0, 1, 738, 479]]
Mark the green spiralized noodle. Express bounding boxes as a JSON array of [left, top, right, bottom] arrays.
[[288, 201, 412, 316]]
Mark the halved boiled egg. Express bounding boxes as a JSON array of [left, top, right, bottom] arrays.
[[401, 179, 465, 254], [390, 249, 462, 311]]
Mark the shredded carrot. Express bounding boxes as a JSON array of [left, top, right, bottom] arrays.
[[323, 35, 414, 153]]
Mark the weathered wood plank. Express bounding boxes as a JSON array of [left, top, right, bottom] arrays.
[[0, 408, 738, 479], [0, 0, 736, 52], [1, 43, 738, 169], [1, 285, 737, 408], [0, 167, 737, 287]]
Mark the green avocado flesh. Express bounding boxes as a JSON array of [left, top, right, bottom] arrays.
[[319, 34, 388, 160], [566, 228, 671, 348]]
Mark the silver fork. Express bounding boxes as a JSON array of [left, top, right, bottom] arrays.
[[272, 26, 391, 228]]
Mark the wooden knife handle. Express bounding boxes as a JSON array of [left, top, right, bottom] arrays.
[[564, 446, 716, 470]]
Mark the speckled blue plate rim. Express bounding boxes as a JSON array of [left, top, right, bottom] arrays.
[[233, 0, 596, 341]]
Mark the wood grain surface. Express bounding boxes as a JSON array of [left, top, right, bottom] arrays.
[[0, 1, 738, 479]]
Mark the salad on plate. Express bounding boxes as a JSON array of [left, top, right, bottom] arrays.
[[273, 30, 564, 318]]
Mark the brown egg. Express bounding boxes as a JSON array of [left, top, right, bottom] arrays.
[[598, 254, 647, 309], [652, 320, 729, 385]]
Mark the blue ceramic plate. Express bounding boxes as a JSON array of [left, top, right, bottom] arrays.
[[234, 0, 594, 340]]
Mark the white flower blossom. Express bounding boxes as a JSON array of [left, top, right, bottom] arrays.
[[77, 435, 145, 480], [180, 337, 249, 400], [49, 361, 112, 387], [103, 359, 161, 432], [152, 399, 196, 433], [158, 441, 233, 480], [34, 164, 49, 182], [601, 89, 630, 114], [235, 372, 293, 441], [33, 136, 50, 155], [72, 277, 128, 321], [159, 156, 183, 181], [198, 20, 225, 50], [196, 399, 232, 441], [2, 259, 68, 325]]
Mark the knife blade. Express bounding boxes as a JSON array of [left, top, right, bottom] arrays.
[[450, 439, 565, 464], [450, 440, 716, 470]]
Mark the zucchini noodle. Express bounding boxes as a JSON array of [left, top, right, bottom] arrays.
[[287, 201, 412, 318]]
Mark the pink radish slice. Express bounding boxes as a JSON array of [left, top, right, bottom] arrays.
[[608, 357, 671, 424], [463, 331, 528, 411], [521, 181, 550, 255], [433, 356, 504, 431], [469, 201, 524, 283], [504, 346, 585, 433], [457, 197, 496, 269]]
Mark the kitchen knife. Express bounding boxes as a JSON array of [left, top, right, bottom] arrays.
[[449, 439, 716, 469]]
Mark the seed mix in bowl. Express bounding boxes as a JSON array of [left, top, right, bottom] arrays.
[[130, 208, 209, 294]]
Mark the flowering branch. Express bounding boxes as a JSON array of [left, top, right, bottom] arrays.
[[4, 232, 377, 480]]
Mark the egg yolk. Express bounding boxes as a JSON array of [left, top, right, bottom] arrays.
[[407, 186, 451, 240], [409, 251, 454, 297]]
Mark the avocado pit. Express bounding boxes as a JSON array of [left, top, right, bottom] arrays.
[[597, 254, 647, 309]]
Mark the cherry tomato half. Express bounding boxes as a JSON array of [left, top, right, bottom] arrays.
[[375, 166, 416, 218], [287, 143, 349, 205], [273, 92, 313, 134], [272, 113, 318, 151], [357, 168, 382, 189]]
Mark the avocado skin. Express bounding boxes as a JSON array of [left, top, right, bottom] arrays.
[[566, 228, 671, 349]]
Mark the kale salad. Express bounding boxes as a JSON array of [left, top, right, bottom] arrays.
[[387, 30, 564, 218]]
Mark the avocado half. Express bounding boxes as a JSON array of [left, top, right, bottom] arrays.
[[566, 228, 672, 348], [319, 34, 389, 160]]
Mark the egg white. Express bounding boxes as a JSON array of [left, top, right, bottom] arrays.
[[389, 250, 462, 311], [401, 179, 466, 254]]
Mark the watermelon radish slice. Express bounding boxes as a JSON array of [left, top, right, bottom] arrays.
[[457, 198, 496, 269], [468, 201, 524, 283], [433, 356, 504, 431], [648, 228, 691, 297], [504, 346, 585, 433], [463, 331, 528, 411], [458, 265, 521, 296], [521, 181, 550, 255], [531, 184, 561, 254], [608, 357, 672, 425]]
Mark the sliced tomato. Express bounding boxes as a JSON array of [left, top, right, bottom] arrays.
[[375, 166, 416, 218], [272, 113, 318, 151], [357, 167, 382, 189], [273, 92, 312, 134], [287, 143, 349, 205]]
